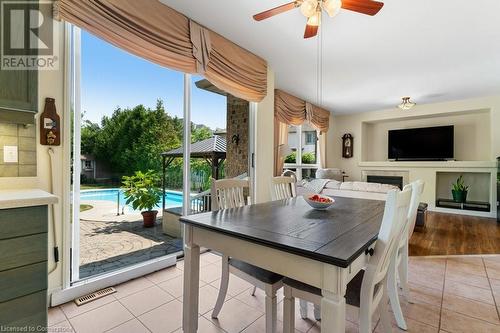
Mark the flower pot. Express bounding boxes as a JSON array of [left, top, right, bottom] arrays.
[[141, 210, 158, 228], [451, 190, 467, 203]]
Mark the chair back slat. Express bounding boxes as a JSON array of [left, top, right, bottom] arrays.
[[360, 187, 412, 306], [271, 176, 297, 200], [211, 178, 249, 210]]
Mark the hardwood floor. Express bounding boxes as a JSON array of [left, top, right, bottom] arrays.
[[409, 212, 500, 256]]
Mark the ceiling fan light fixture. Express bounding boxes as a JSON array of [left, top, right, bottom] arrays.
[[323, 0, 342, 17], [306, 10, 321, 26], [300, 0, 318, 18], [398, 97, 416, 110]]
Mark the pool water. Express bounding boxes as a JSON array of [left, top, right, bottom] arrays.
[[80, 189, 183, 210]]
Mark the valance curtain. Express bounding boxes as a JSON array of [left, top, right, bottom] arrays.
[[53, 0, 267, 102], [274, 89, 331, 175]]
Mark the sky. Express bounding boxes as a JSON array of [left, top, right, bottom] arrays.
[[81, 31, 227, 130]]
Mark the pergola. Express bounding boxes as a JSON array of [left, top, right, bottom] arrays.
[[160, 135, 226, 211]]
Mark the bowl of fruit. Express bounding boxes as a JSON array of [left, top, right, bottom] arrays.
[[304, 194, 335, 210]]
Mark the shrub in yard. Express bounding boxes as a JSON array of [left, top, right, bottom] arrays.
[[121, 170, 162, 212]]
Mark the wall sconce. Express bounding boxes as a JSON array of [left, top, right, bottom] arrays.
[[231, 134, 240, 146]]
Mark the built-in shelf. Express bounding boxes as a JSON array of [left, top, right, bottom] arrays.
[[436, 198, 491, 212]]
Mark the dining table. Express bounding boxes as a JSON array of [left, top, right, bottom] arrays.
[[180, 195, 386, 333]]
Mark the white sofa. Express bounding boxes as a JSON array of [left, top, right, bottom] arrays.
[[297, 179, 398, 201]]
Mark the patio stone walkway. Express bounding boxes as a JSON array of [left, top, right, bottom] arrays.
[[79, 200, 182, 279]]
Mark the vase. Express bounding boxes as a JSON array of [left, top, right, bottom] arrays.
[[141, 210, 158, 228], [451, 190, 467, 203]]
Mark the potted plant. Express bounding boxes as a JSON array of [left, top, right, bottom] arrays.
[[122, 170, 162, 228], [451, 175, 469, 203]]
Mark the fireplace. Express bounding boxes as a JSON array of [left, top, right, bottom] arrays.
[[367, 175, 403, 190]]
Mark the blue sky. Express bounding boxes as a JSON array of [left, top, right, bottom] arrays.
[[81, 31, 227, 130]]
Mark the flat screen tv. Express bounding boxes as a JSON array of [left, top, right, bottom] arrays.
[[388, 125, 454, 161]]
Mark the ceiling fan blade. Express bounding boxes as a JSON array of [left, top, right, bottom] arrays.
[[253, 2, 297, 21], [304, 24, 319, 39], [341, 0, 384, 16]]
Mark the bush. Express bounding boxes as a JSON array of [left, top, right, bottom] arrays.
[[284, 151, 316, 164], [122, 170, 162, 211]]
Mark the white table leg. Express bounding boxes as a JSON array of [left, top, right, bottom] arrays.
[[183, 225, 200, 333], [321, 290, 346, 333]]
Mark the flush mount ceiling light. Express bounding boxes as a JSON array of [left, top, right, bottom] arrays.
[[398, 97, 416, 110], [253, 0, 384, 39]]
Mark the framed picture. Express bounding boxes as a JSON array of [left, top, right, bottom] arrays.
[[342, 133, 353, 158]]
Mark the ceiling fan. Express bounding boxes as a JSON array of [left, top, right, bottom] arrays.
[[253, 0, 384, 38]]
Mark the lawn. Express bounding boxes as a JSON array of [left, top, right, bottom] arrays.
[[80, 184, 116, 190], [80, 204, 93, 212]]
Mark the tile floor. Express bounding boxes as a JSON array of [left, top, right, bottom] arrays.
[[48, 253, 500, 333]]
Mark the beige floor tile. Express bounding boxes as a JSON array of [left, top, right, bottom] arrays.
[[60, 294, 117, 319], [276, 299, 319, 333], [205, 297, 264, 333], [145, 267, 183, 284], [446, 259, 487, 277], [486, 265, 500, 280], [201, 252, 222, 265], [408, 283, 443, 307], [444, 279, 495, 305], [240, 314, 302, 333], [176, 260, 185, 271], [171, 316, 225, 333], [234, 287, 268, 312], [395, 301, 440, 328], [211, 275, 254, 297], [447, 256, 484, 267], [200, 262, 223, 284], [307, 319, 360, 333], [440, 309, 500, 333], [106, 318, 150, 333], [442, 293, 499, 325], [48, 319, 74, 333], [158, 275, 186, 298], [408, 270, 444, 291], [409, 257, 446, 275], [445, 268, 491, 290], [48, 306, 67, 326], [197, 283, 227, 316], [373, 317, 439, 333], [69, 301, 133, 333], [119, 285, 174, 316], [138, 299, 183, 333], [113, 276, 155, 299]]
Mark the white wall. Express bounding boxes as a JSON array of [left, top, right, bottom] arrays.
[[327, 95, 500, 180], [0, 21, 67, 296], [254, 69, 275, 203]]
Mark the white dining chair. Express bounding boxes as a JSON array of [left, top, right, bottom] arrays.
[[282, 188, 413, 333], [271, 176, 297, 200], [211, 178, 283, 333], [387, 180, 425, 330]]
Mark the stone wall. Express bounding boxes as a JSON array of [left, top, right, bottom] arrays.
[[226, 95, 249, 178]]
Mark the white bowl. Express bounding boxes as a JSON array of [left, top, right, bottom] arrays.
[[303, 194, 335, 210]]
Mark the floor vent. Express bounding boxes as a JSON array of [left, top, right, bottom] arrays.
[[74, 287, 116, 306]]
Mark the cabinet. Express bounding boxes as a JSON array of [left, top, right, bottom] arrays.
[[0, 205, 48, 329]]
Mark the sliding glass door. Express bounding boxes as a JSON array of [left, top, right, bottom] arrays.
[[68, 25, 255, 285]]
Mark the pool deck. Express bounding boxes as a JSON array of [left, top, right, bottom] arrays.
[[79, 200, 182, 279]]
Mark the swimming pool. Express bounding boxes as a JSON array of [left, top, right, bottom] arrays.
[[80, 188, 183, 210]]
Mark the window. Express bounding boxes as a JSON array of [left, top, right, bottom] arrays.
[[284, 123, 319, 180], [83, 160, 92, 170]]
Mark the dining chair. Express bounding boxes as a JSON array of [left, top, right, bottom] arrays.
[[387, 180, 425, 330], [210, 178, 283, 333], [282, 188, 413, 333], [271, 176, 297, 200]]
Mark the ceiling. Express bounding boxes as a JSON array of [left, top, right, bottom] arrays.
[[160, 0, 500, 114]]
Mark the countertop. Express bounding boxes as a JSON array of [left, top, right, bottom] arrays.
[[0, 189, 58, 209]]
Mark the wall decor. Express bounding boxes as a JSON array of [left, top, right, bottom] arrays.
[[342, 133, 353, 158], [40, 98, 60, 146]]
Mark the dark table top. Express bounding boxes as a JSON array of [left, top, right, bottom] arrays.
[[180, 196, 385, 268]]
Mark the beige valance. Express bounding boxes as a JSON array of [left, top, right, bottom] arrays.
[[274, 89, 330, 132], [53, 0, 267, 102]]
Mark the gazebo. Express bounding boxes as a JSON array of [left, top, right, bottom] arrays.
[[160, 135, 226, 211]]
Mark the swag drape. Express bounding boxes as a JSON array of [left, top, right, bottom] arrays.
[[53, 0, 267, 102], [274, 89, 331, 175]]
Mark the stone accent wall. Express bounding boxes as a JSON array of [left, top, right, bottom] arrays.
[[0, 122, 36, 177], [226, 95, 249, 178]]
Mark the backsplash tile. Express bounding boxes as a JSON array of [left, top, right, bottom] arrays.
[[0, 122, 36, 177]]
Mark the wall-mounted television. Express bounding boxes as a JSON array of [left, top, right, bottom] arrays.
[[388, 125, 454, 161]]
